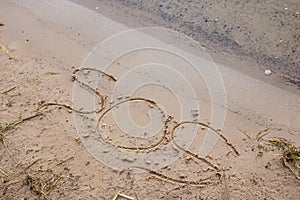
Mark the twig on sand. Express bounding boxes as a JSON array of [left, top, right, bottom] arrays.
[[0, 168, 9, 177], [49, 156, 74, 170], [0, 112, 43, 136], [1, 85, 17, 94], [112, 191, 134, 200], [0, 43, 14, 59]]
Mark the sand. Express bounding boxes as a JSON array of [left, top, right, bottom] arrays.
[[72, 0, 300, 94], [0, 0, 299, 199]]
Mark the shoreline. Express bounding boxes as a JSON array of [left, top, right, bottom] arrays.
[[70, 0, 300, 95]]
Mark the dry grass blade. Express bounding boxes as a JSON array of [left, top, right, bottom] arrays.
[[0, 168, 9, 177], [0, 43, 14, 59], [0, 130, 2, 142], [49, 156, 74, 170], [1, 85, 17, 94], [43, 72, 59, 76], [0, 113, 43, 137], [238, 128, 269, 141]]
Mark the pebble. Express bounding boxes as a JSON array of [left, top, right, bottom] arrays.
[[264, 69, 272, 75]]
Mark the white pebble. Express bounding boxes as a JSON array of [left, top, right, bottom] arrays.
[[264, 69, 272, 75]]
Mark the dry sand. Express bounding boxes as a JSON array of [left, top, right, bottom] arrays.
[[0, 0, 299, 199]]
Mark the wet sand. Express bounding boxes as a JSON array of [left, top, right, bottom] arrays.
[[72, 0, 300, 94]]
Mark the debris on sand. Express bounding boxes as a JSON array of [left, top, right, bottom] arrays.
[[268, 139, 300, 180], [0, 113, 43, 139], [112, 191, 134, 200], [1, 157, 75, 199], [240, 129, 299, 182], [1, 85, 17, 95], [260, 138, 300, 181], [0, 43, 14, 59]]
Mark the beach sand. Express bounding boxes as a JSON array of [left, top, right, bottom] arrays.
[[72, 0, 300, 94], [0, 0, 299, 199]]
